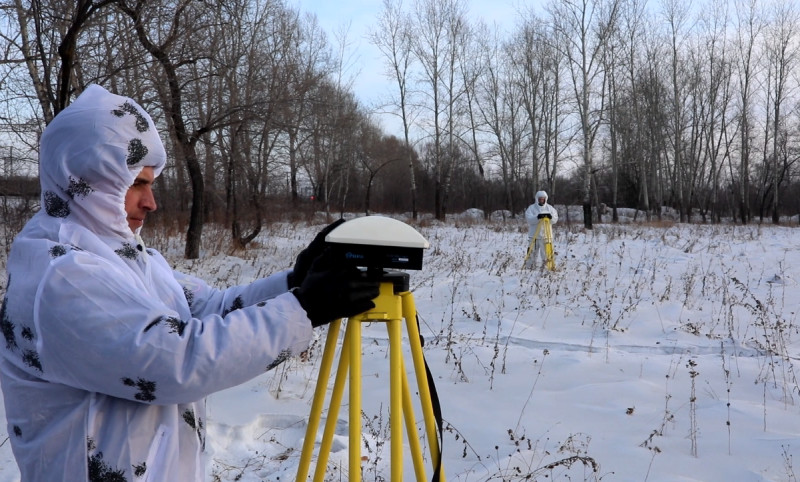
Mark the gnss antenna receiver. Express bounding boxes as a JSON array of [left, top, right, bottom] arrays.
[[296, 216, 445, 482], [324, 214, 429, 272]]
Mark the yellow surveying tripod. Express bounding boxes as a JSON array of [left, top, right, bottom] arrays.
[[296, 270, 444, 481], [523, 217, 555, 270], [296, 215, 443, 481]]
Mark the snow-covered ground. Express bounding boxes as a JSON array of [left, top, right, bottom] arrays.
[[1, 216, 799, 481]]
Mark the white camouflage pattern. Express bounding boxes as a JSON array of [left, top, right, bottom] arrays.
[[0, 85, 312, 481]]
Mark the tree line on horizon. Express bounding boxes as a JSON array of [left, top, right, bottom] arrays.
[[1, 0, 799, 258]]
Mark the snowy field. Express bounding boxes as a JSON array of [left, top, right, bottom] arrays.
[[1, 214, 800, 481]]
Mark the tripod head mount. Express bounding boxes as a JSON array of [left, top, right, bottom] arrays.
[[325, 216, 429, 272]]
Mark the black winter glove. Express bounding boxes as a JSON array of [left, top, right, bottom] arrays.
[[292, 250, 380, 327], [537, 213, 552, 219], [288, 219, 345, 289]]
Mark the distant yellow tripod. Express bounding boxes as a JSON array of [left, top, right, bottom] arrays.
[[296, 270, 444, 482], [523, 217, 555, 270]]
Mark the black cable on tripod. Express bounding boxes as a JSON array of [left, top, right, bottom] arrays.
[[415, 313, 443, 482]]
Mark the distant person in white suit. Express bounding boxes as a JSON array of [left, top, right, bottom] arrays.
[[524, 190, 558, 268]]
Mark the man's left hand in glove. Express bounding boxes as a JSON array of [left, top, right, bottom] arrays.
[[288, 219, 345, 289], [291, 250, 380, 327]]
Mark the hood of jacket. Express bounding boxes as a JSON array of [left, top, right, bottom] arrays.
[[535, 190, 548, 203], [38, 84, 166, 241]]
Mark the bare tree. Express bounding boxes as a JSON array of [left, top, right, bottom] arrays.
[[200, 0, 292, 247], [694, 0, 735, 222], [441, 0, 469, 219], [661, 0, 695, 221], [512, 15, 561, 197], [602, 14, 622, 222], [411, 0, 468, 220], [476, 27, 528, 216], [616, 0, 652, 219], [15, 0, 119, 120], [457, 20, 487, 181], [356, 121, 402, 214], [763, 0, 798, 223], [300, 81, 363, 216], [325, 20, 361, 217], [732, 0, 764, 224], [116, 0, 281, 258], [1, 0, 129, 126], [549, 0, 620, 229], [278, 11, 331, 208], [370, 0, 420, 219]]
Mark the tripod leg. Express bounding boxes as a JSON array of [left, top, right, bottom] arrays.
[[401, 357, 428, 481], [401, 292, 446, 481], [349, 318, 363, 482], [388, 317, 404, 481], [297, 319, 342, 482], [312, 323, 353, 482], [523, 221, 544, 269], [544, 219, 555, 271], [523, 236, 535, 268]]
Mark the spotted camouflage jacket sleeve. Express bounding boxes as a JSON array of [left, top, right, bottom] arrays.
[[171, 267, 292, 319], [30, 250, 312, 406]]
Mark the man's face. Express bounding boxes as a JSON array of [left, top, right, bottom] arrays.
[[124, 167, 157, 232], [538, 197, 546, 205]]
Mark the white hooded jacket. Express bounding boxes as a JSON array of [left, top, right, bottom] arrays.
[[524, 190, 558, 237], [0, 85, 313, 481]]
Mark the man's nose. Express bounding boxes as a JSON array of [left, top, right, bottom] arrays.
[[142, 188, 157, 212]]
